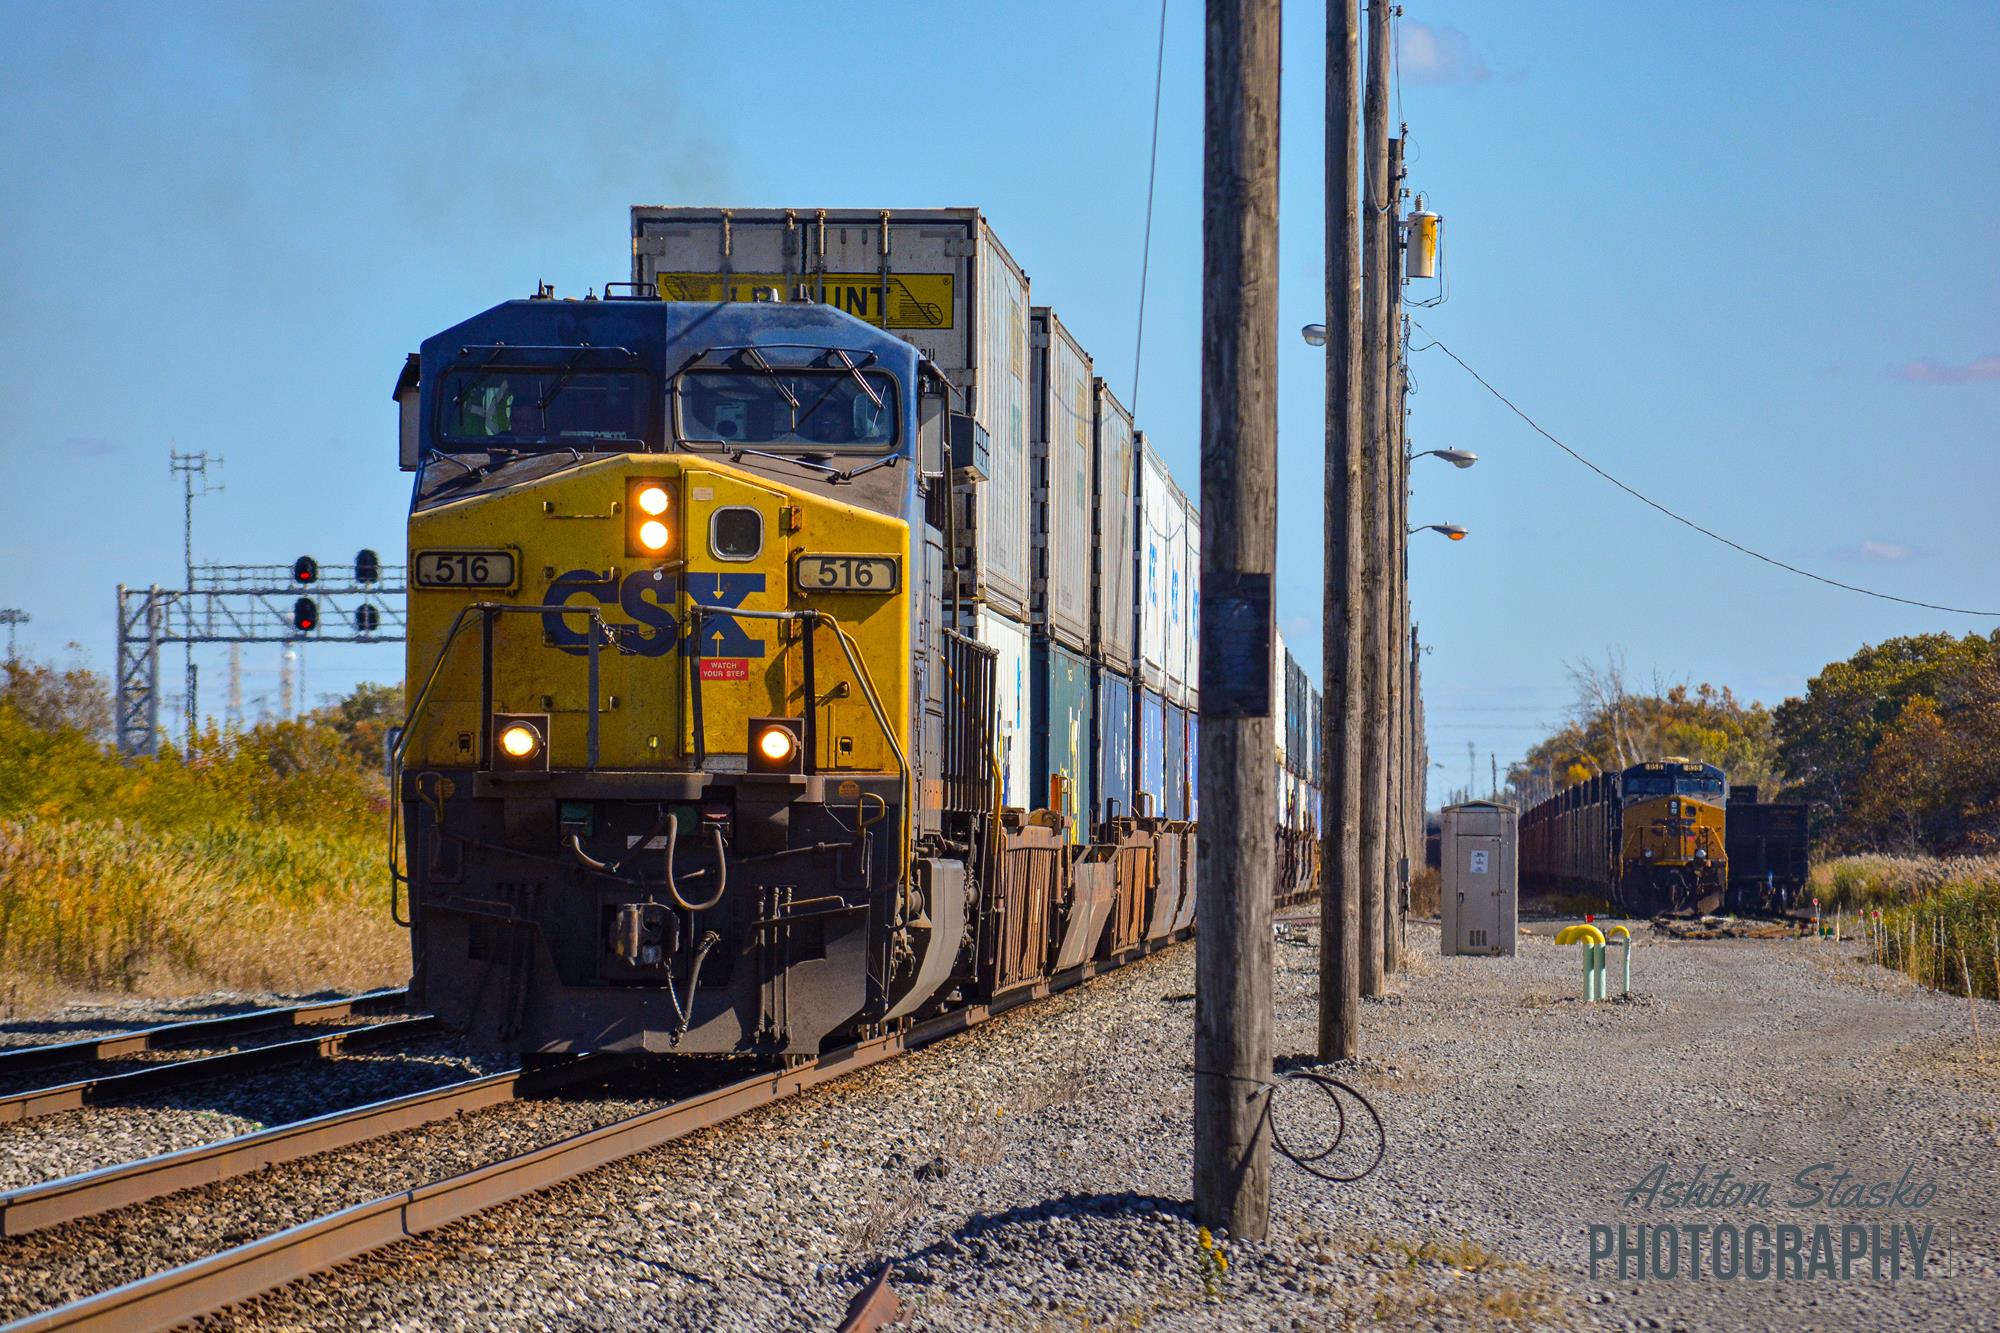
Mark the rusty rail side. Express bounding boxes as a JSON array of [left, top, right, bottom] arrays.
[[0, 1018, 439, 1125], [3, 929, 1192, 1333], [0, 1062, 603, 1236], [0, 990, 411, 1079]]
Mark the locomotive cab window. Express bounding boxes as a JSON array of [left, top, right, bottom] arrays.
[[710, 506, 763, 561], [441, 368, 647, 448], [676, 360, 898, 453]]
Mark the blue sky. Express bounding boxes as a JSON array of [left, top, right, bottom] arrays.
[[3, 2, 1996, 785]]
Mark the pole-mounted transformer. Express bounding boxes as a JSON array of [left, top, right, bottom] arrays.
[[1405, 194, 1442, 280]]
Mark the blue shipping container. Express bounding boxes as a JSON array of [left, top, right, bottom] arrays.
[[1093, 667, 1134, 830], [1163, 702, 1187, 820], [1138, 687, 1167, 818], [1186, 711, 1199, 822], [1031, 636, 1095, 843]]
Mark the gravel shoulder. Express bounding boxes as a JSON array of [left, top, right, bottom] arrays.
[[10, 921, 1992, 1331]]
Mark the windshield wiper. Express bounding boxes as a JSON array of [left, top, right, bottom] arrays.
[[725, 448, 901, 485], [743, 348, 799, 410], [830, 349, 882, 409]]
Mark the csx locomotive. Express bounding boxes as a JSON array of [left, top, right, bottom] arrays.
[[1518, 759, 1730, 915], [389, 281, 1240, 1059]]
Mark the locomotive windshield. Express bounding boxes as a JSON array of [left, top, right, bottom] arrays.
[[440, 368, 648, 448], [676, 365, 898, 452]]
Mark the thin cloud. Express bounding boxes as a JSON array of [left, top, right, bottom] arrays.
[[1835, 539, 1921, 564], [61, 436, 122, 457], [1888, 355, 2000, 385], [1399, 23, 1490, 86]]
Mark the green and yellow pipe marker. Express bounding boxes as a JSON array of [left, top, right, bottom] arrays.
[[1554, 922, 1632, 1001]]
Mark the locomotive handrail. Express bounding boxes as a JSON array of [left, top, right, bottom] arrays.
[[686, 602, 914, 899], [386, 601, 612, 924]]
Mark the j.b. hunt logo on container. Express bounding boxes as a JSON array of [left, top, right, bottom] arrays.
[[541, 569, 765, 660], [1586, 1160, 1940, 1282]]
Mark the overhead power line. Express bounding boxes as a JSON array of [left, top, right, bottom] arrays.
[[1413, 324, 2000, 618], [1130, 0, 1168, 416]]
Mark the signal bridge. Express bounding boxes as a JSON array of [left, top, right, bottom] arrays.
[[115, 554, 406, 756]]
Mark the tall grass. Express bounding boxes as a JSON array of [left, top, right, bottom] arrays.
[[0, 698, 406, 1000], [1813, 855, 2000, 1002]]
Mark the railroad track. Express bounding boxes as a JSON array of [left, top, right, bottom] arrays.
[[0, 1017, 438, 1124], [0, 935, 1187, 1333], [0, 990, 409, 1080]]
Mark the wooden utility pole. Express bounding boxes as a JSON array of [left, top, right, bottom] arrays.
[[1384, 133, 1406, 975], [1194, 0, 1280, 1242], [1319, 0, 1363, 1062], [1358, 0, 1392, 996]]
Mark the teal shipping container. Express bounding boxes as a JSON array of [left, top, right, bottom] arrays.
[[1031, 636, 1095, 843]]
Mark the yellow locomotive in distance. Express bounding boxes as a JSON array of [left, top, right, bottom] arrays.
[[1616, 760, 1728, 914], [1518, 759, 1729, 915]]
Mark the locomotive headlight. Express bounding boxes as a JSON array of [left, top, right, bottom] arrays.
[[626, 478, 675, 557], [491, 713, 550, 772], [746, 717, 806, 775]]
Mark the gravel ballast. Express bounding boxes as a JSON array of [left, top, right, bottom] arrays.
[[164, 918, 1998, 1332]]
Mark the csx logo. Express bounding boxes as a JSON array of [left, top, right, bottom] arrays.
[[542, 569, 766, 659]]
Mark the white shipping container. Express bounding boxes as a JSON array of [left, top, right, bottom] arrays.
[[1136, 439, 1180, 694], [1271, 626, 1289, 770], [1162, 477, 1189, 706], [628, 206, 1033, 614], [1182, 492, 1201, 709], [1092, 381, 1138, 672], [972, 606, 1032, 810], [1029, 309, 1094, 653]]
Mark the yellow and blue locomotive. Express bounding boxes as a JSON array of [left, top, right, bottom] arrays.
[[392, 290, 992, 1057], [1518, 759, 1728, 915]]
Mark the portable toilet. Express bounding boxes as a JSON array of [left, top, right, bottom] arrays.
[[1440, 800, 1518, 956]]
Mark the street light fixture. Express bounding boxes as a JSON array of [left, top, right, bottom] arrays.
[[1411, 448, 1477, 469], [1301, 323, 1328, 347], [1410, 523, 1468, 540]]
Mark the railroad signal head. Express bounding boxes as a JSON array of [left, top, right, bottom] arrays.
[[292, 597, 319, 632], [292, 556, 319, 585], [354, 549, 381, 584], [355, 604, 381, 634]]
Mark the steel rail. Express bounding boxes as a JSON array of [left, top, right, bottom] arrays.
[[0, 1017, 439, 1124], [1, 933, 1190, 1333], [0, 990, 410, 1079], [0, 1057, 611, 1237]]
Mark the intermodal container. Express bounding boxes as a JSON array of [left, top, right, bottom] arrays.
[[1136, 438, 1179, 695], [1091, 380, 1137, 672], [1182, 492, 1201, 708], [1031, 635, 1094, 843], [968, 605, 1032, 809], [1186, 710, 1200, 823], [1162, 475, 1191, 705], [1163, 701, 1187, 820], [1137, 686, 1168, 818], [1093, 666, 1135, 830], [1030, 310, 1094, 653], [1271, 627, 1289, 772], [629, 206, 1033, 614]]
